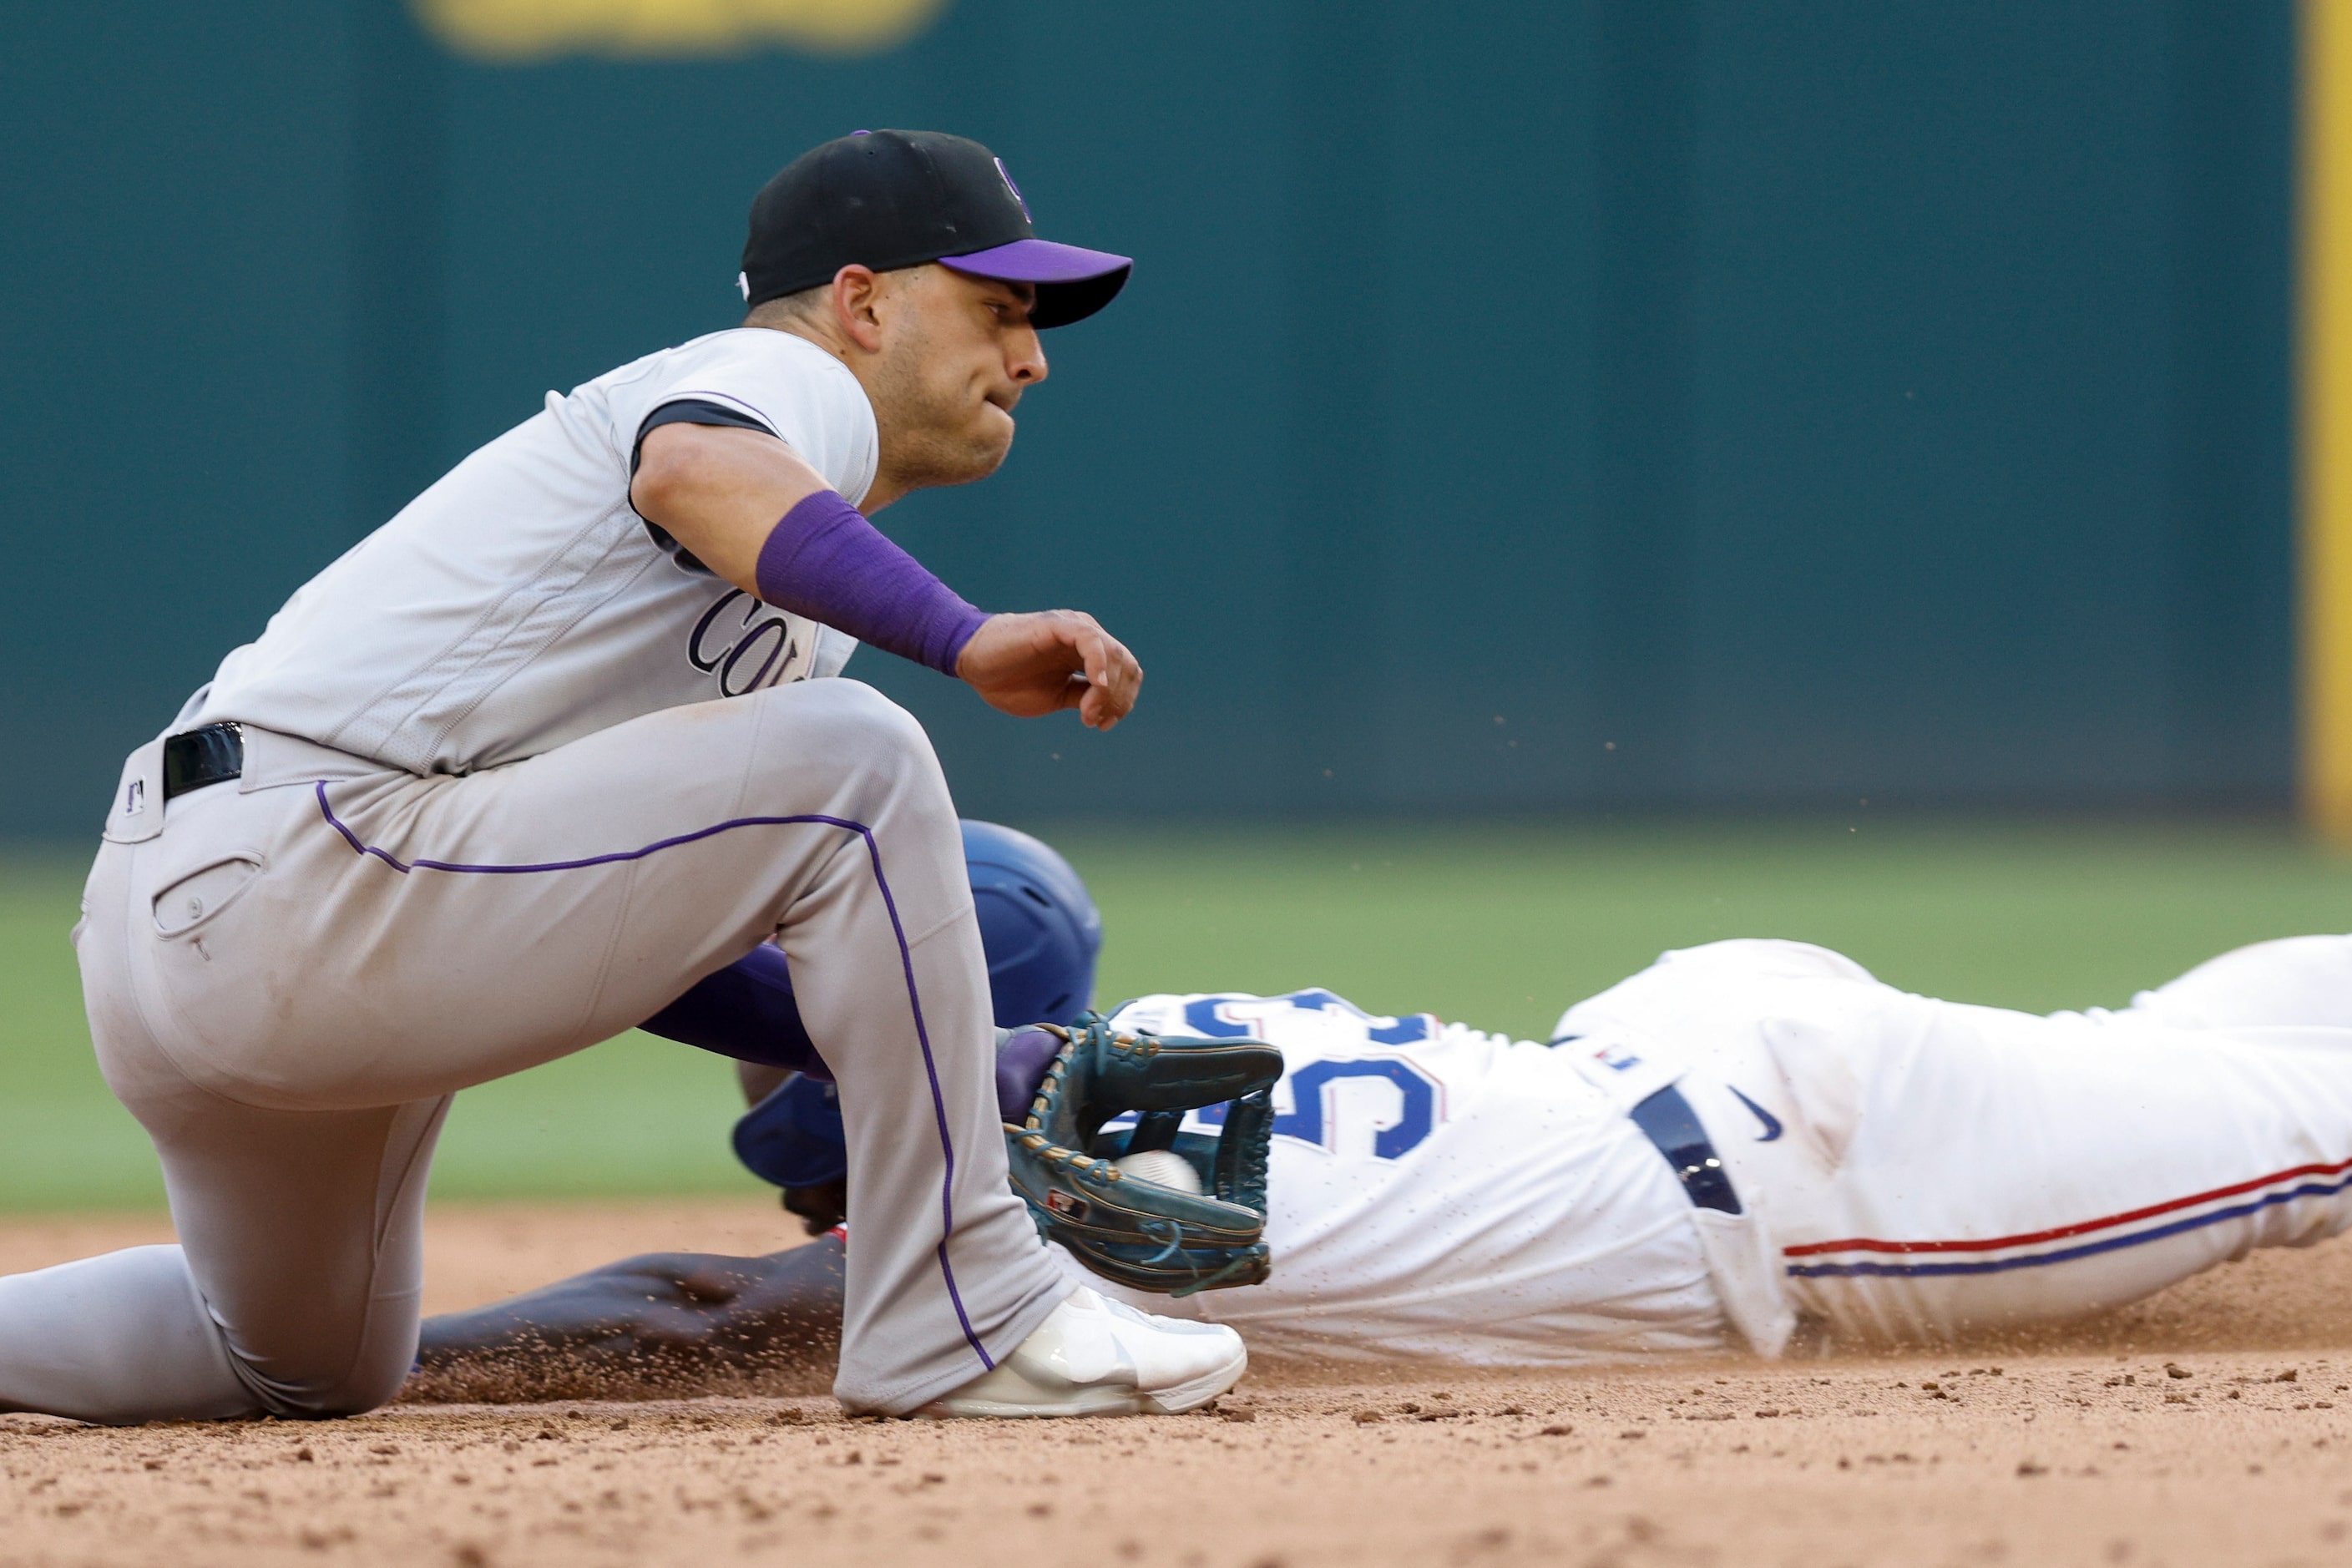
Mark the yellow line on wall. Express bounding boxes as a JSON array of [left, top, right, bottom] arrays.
[[2306, 0, 2352, 838], [414, 0, 950, 61]]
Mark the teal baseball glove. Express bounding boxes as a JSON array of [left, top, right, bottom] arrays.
[[1000, 1014, 1281, 1297]]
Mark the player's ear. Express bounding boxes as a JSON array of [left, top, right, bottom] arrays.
[[831, 265, 887, 353]]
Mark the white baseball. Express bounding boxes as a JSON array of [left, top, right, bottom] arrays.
[[1113, 1148, 1204, 1195]]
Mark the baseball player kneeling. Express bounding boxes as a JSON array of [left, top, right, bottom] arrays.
[[423, 827, 2352, 1378], [3, 131, 1247, 1424]]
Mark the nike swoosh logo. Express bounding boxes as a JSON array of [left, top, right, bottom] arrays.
[[1727, 1085, 1783, 1142]]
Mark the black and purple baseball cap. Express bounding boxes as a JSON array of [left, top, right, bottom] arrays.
[[740, 129, 1131, 330]]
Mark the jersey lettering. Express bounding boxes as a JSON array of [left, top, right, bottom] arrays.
[[687, 589, 804, 696]]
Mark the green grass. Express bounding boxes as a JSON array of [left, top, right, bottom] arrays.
[[1072, 817, 2352, 1035], [8, 818, 2352, 1211]]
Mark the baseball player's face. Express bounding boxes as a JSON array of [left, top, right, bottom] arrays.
[[862, 266, 1047, 493]]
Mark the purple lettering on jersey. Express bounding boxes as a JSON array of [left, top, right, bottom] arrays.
[[688, 589, 805, 695], [754, 491, 988, 675]]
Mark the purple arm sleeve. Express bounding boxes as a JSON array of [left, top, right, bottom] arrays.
[[752, 490, 991, 676]]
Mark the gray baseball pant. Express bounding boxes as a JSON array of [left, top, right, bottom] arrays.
[[1, 679, 1070, 1420]]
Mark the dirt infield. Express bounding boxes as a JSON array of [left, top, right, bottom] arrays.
[[9, 1200, 2352, 1567]]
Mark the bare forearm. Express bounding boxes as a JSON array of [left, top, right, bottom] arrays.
[[630, 422, 832, 593], [631, 422, 1141, 721]]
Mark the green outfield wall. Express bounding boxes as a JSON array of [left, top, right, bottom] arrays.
[[0, 1, 2294, 834]]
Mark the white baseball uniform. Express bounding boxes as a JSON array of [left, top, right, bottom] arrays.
[[2, 326, 1070, 1424], [1100, 933, 2352, 1364]]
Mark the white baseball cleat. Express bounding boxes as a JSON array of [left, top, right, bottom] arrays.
[[918, 1286, 1247, 1419]]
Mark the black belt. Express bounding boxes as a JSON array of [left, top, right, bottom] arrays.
[[162, 721, 244, 800], [1631, 1085, 1742, 1215]]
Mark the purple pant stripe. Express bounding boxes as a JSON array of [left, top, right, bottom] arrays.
[[311, 781, 994, 1373], [837, 822, 991, 1369]]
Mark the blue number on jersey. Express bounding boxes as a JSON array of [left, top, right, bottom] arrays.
[[1274, 1059, 1439, 1159], [1166, 1058, 1440, 1159], [1165, 991, 1443, 1160], [1181, 989, 1436, 1045]]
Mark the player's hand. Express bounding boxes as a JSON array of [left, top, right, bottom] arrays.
[[955, 610, 1142, 730]]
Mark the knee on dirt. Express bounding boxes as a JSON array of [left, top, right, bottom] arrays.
[[249, 1336, 421, 1420]]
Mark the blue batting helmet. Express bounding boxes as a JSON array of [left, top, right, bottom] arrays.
[[964, 818, 1101, 1029], [729, 820, 1099, 1193]]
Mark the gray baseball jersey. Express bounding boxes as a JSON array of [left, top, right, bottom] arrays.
[[189, 328, 874, 774], [12, 325, 1074, 1426]]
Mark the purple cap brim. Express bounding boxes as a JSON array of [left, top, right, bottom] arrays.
[[943, 236, 1132, 283], [940, 238, 1134, 328]]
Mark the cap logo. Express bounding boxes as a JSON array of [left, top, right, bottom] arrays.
[[994, 157, 1031, 221]]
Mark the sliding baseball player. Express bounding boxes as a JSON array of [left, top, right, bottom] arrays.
[[420, 834, 2352, 1378], [3, 130, 1246, 1426]]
